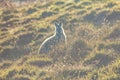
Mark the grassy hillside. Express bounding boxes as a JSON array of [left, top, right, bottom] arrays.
[[0, 0, 120, 80]]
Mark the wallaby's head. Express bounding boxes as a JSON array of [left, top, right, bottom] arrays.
[[54, 22, 64, 34]]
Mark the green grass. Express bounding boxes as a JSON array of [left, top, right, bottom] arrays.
[[0, 0, 120, 80]]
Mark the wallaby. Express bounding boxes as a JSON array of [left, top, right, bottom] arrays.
[[38, 22, 66, 54]]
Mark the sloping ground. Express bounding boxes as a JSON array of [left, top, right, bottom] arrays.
[[0, 0, 120, 80]]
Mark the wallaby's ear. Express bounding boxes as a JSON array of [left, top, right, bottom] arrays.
[[55, 22, 59, 26], [59, 22, 63, 27]]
